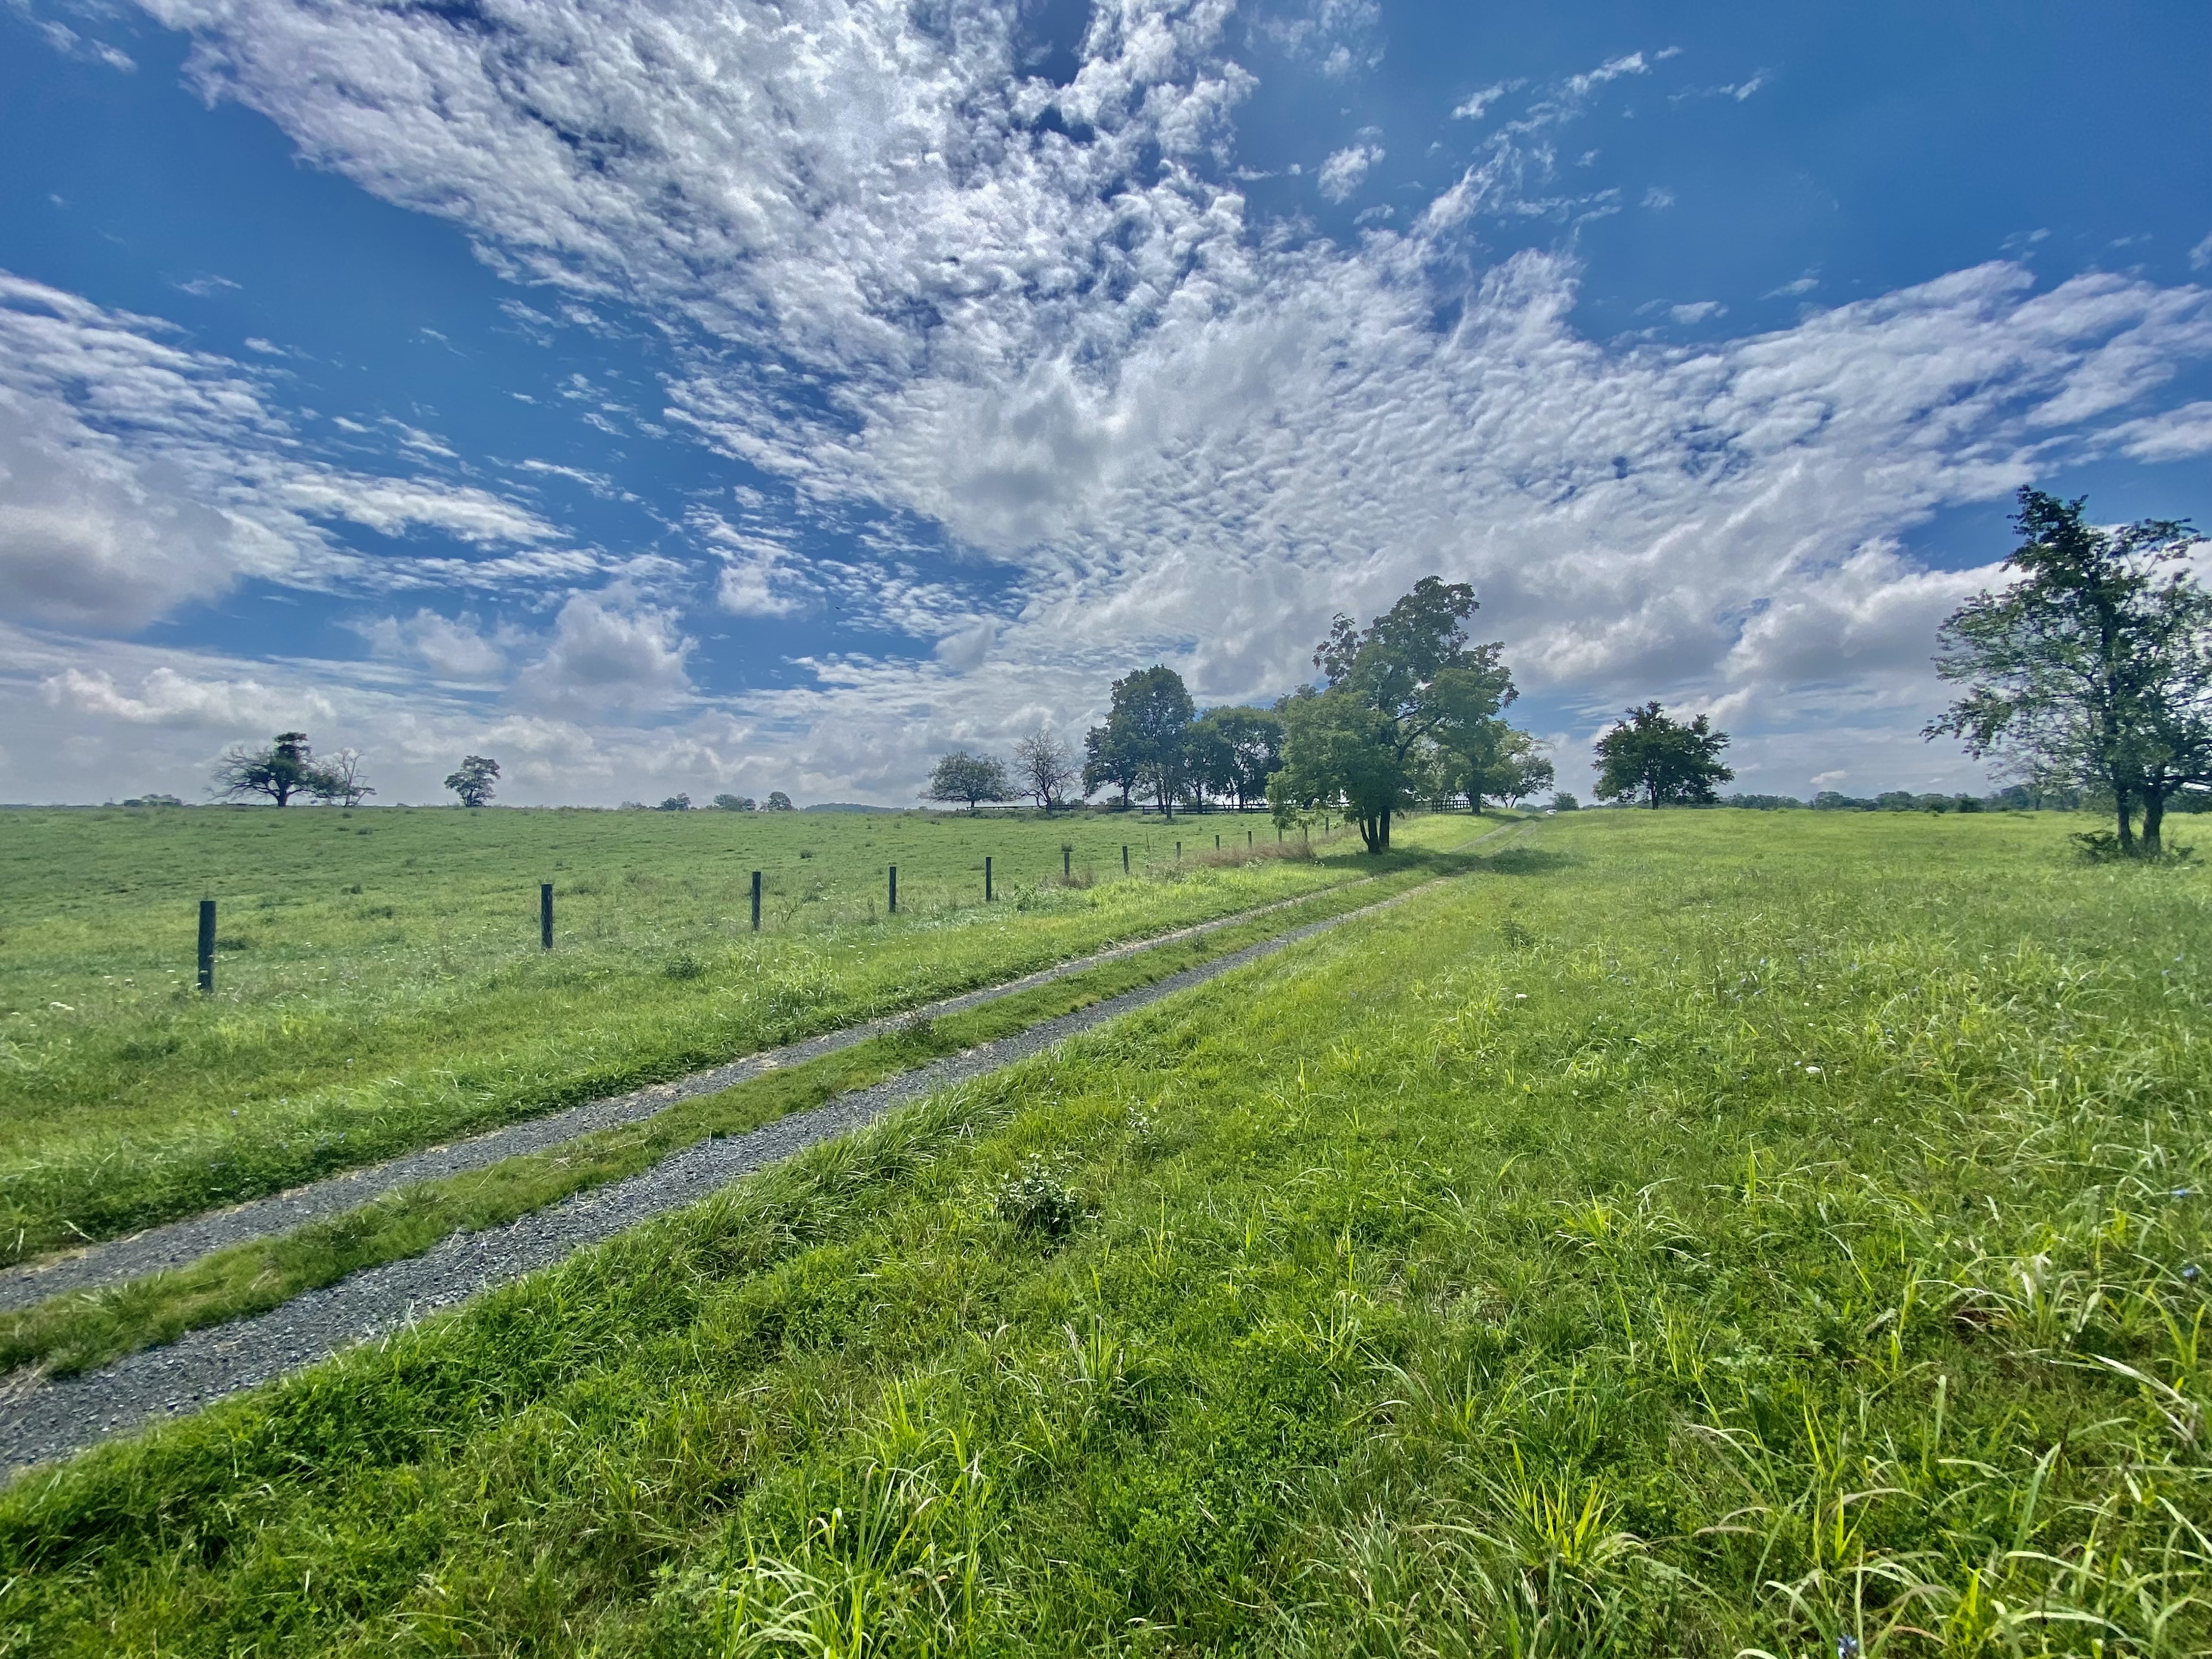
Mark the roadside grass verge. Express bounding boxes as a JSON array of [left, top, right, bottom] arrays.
[[0, 810, 1445, 1260], [0, 865, 1448, 1379], [8, 810, 2204, 1655]]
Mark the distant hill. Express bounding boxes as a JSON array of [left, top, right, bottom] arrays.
[[800, 802, 905, 814]]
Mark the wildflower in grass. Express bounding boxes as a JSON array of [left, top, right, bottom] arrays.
[[2184, 1264, 2201, 1282], [1803, 1064, 1821, 1074], [1838, 1637, 1861, 1659]]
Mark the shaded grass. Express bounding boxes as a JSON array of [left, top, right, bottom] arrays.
[[0, 866, 1447, 1378], [7, 810, 2204, 1656], [0, 807, 1437, 1259]]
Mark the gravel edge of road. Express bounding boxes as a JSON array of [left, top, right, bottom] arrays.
[[0, 871, 1457, 1472], [0, 877, 1379, 1312]]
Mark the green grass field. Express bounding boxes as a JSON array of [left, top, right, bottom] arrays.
[[0, 805, 1430, 1259], [4, 808, 2207, 1655]]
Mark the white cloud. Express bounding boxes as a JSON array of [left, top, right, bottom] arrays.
[[39, 664, 334, 729], [512, 592, 693, 714], [354, 608, 515, 679], [1317, 142, 1383, 202], [0, 273, 565, 629], [2190, 230, 2212, 270], [1643, 185, 1676, 210], [1668, 300, 1724, 324], [1451, 80, 1521, 122], [2098, 400, 2212, 464], [1564, 51, 1650, 99]]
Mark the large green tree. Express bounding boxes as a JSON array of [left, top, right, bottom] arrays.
[[1272, 577, 1505, 852], [211, 731, 334, 806], [1188, 706, 1284, 810], [1593, 702, 1733, 806], [923, 751, 1012, 813], [1451, 723, 1554, 811], [1088, 665, 1195, 819], [1926, 489, 2211, 854]]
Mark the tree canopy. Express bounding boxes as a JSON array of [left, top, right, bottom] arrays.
[[212, 732, 338, 807], [1188, 706, 1284, 810], [1593, 703, 1734, 807], [1271, 578, 1513, 851], [924, 751, 1012, 813], [1087, 665, 1195, 819], [444, 755, 500, 808], [1926, 489, 2211, 854]]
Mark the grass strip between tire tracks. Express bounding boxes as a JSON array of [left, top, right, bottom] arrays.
[[0, 865, 1453, 1380]]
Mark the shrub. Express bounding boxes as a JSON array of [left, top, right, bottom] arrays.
[[995, 1155, 1081, 1241]]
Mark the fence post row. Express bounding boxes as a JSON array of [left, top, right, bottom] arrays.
[[985, 856, 994, 902], [197, 898, 216, 994], [751, 870, 761, 932], [541, 883, 554, 950]]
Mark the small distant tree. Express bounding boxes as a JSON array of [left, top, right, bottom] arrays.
[[1550, 792, 1579, 811], [765, 791, 795, 812], [212, 731, 329, 806], [1926, 489, 2212, 855], [657, 793, 692, 811], [444, 754, 500, 808], [925, 751, 1013, 814], [309, 748, 375, 807], [1012, 726, 1080, 811], [1593, 702, 1734, 807], [713, 793, 757, 811]]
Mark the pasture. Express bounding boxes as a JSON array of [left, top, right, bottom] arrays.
[[4, 808, 2207, 1654], [0, 804, 1423, 1260]]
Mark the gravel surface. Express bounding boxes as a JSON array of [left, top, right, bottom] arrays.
[[0, 874, 1447, 1471], [0, 879, 1376, 1314]]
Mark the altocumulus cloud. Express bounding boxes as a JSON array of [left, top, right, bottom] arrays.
[[5, 0, 2211, 803]]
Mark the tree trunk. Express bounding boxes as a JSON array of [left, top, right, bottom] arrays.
[[2142, 789, 2166, 855], [2115, 791, 2136, 854]]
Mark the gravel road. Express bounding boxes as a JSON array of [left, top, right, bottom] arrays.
[[0, 879, 1376, 1314], [0, 873, 1448, 1471]]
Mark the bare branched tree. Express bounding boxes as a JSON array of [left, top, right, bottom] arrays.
[[1012, 725, 1079, 812]]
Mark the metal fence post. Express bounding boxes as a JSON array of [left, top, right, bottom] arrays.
[[888, 865, 898, 915], [985, 856, 993, 902], [1122, 844, 1129, 873], [751, 870, 761, 931], [197, 899, 215, 994], [541, 882, 554, 950]]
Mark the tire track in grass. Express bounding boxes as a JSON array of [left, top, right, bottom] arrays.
[[0, 874, 1385, 1314], [0, 866, 1483, 1471]]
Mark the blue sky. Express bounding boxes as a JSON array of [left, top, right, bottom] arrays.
[[3, 0, 2209, 804]]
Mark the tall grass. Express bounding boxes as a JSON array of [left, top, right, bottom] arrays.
[[2, 809, 2204, 1656], [0, 806, 1403, 1257]]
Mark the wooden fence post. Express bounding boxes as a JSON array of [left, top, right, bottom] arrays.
[[1122, 844, 1129, 873], [1062, 844, 1071, 879]]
